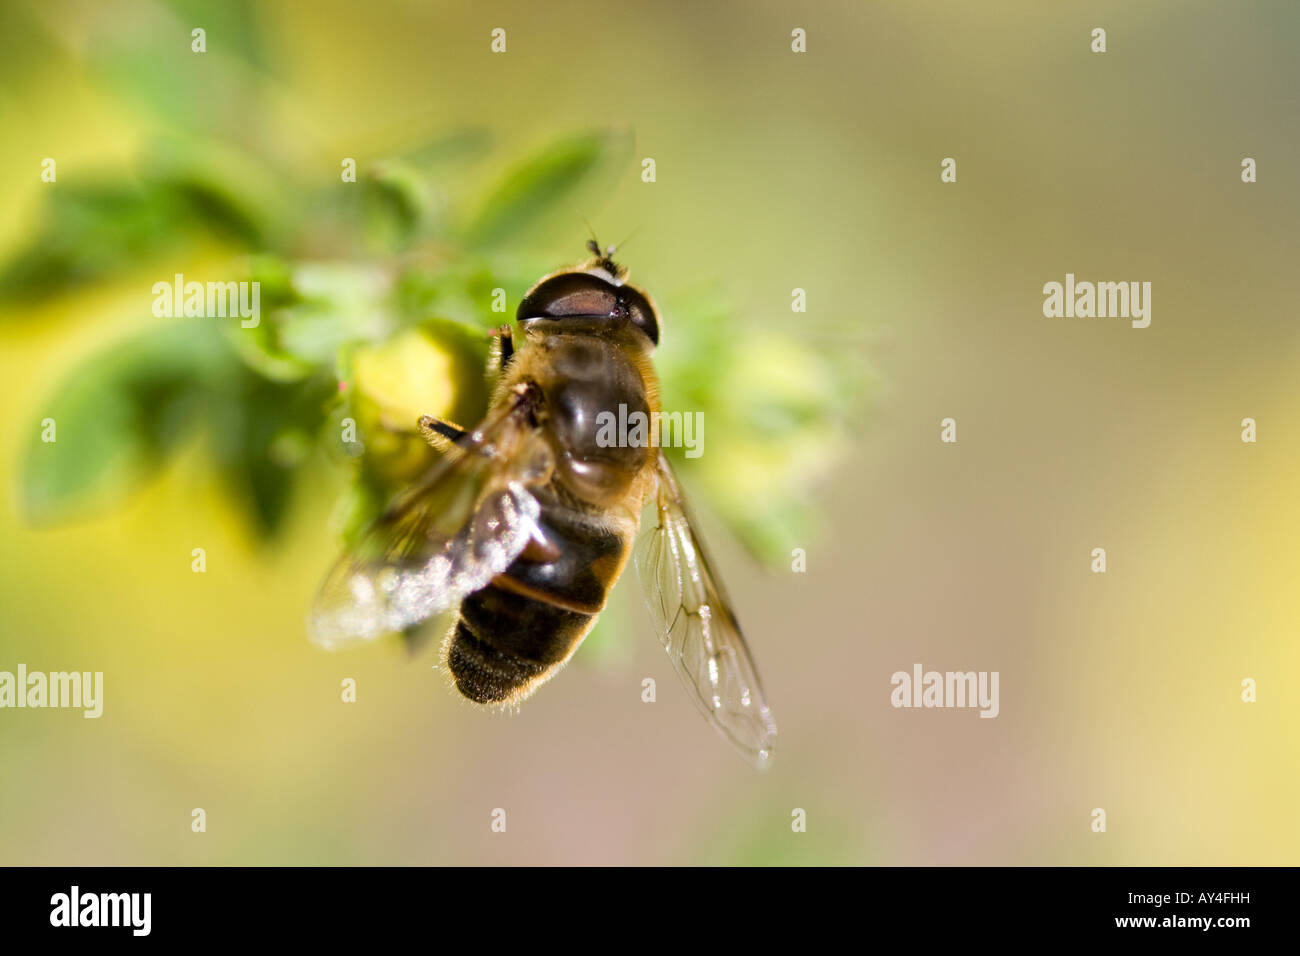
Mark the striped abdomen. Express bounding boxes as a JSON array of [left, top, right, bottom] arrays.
[[444, 495, 635, 704]]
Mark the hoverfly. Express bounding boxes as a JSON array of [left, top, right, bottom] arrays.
[[309, 240, 777, 768]]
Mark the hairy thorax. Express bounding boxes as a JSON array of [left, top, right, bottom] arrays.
[[513, 325, 660, 511]]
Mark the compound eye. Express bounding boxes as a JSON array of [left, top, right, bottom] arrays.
[[620, 287, 660, 346], [517, 273, 617, 320]]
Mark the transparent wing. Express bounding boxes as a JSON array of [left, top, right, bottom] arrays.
[[635, 451, 778, 769], [310, 399, 551, 648]]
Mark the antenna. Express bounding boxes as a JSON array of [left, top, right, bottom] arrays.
[[607, 225, 641, 256], [582, 218, 602, 258], [580, 220, 635, 278]]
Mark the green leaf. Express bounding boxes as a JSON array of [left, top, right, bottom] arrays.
[[89, 0, 273, 143], [158, 0, 271, 70], [363, 160, 438, 252], [208, 369, 337, 539], [402, 127, 494, 169], [0, 173, 266, 305], [20, 323, 230, 523], [141, 136, 291, 246], [392, 260, 520, 331], [0, 181, 179, 302], [225, 258, 393, 382], [462, 129, 632, 249]]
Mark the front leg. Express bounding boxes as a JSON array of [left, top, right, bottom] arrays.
[[418, 415, 469, 447], [489, 324, 515, 375], [419, 383, 537, 454]]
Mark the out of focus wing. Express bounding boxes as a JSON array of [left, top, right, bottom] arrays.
[[310, 399, 552, 648], [635, 451, 777, 769]]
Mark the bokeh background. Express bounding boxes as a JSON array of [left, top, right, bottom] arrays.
[[1, 0, 1297, 865]]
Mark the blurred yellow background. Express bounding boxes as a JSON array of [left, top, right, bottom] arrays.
[[1, 0, 1297, 864]]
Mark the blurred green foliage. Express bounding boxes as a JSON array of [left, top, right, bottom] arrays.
[[7, 0, 858, 591], [10, 136, 855, 557]]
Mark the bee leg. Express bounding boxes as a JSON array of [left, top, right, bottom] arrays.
[[418, 415, 468, 447], [489, 325, 514, 373]]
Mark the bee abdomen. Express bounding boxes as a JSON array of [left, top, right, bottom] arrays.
[[502, 504, 632, 612], [444, 503, 634, 704], [447, 585, 593, 704]]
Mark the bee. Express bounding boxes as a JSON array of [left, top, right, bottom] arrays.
[[309, 239, 777, 768]]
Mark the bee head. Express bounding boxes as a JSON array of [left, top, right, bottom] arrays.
[[516, 246, 660, 346], [586, 238, 625, 280]]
